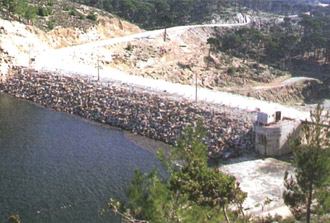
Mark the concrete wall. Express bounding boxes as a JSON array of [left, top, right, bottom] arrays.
[[254, 120, 301, 157]]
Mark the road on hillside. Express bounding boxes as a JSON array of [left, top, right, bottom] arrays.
[[57, 14, 251, 52], [34, 17, 311, 121]]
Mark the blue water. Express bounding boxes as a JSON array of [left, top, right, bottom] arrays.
[[0, 93, 163, 222]]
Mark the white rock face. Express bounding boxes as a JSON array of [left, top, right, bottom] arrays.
[[0, 18, 51, 67]]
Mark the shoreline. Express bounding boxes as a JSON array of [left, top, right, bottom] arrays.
[[1, 68, 255, 159], [0, 90, 172, 155]]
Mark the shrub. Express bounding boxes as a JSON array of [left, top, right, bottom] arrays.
[[125, 43, 133, 52], [47, 0, 54, 7], [63, 5, 71, 11], [227, 66, 236, 75], [70, 9, 78, 16], [38, 7, 48, 16], [47, 7, 53, 15], [78, 13, 86, 20], [87, 12, 97, 21], [237, 66, 245, 73], [37, 6, 53, 17], [24, 6, 38, 22], [47, 19, 57, 30]]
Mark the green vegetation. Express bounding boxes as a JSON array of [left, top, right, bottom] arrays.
[[227, 66, 236, 75], [47, 18, 57, 30], [69, 9, 78, 16], [24, 5, 38, 22], [69, 8, 87, 20], [70, 0, 231, 29], [103, 122, 248, 223], [283, 104, 330, 223], [37, 6, 53, 17], [125, 42, 133, 52], [0, 0, 55, 24], [209, 14, 330, 71], [78, 13, 86, 20], [104, 111, 330, 222], [86, 12, 97, 21]]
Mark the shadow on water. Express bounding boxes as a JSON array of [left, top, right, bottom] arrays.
[[0, 93, 166, 223]]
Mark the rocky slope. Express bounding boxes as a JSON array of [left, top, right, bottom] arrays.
[[2, 69, 254, 159], [103, 26, 287, 89], [0, 0, 141, 80]]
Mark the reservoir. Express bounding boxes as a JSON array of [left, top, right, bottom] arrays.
[[0, 93, 164, 222]]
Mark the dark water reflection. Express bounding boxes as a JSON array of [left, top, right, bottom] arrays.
[[0, 93, 163, 222]]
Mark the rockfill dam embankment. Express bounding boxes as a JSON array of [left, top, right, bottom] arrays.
[[1, 69, 254, 158]]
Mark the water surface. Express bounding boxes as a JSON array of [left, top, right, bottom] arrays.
[[0, 93, 163, 222]]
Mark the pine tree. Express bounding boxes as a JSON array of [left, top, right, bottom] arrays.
[[105, 121, 247, 222], [283, 104, 330, 223]]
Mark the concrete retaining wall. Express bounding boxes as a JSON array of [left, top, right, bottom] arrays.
[[254, 120, 301, 156]]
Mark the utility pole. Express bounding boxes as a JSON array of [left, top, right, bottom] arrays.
[[207, 45, 211, 69], [28, 43, 31, 67], [195, 72, 198, 102], [97, 58, 100, 82]]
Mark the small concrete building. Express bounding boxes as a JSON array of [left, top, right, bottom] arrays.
[[254, 110, 301, 157]]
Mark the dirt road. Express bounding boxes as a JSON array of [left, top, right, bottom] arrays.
[[34, 18, 311, 121]]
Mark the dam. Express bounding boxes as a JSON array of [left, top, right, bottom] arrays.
[[1, 68, 254, 159]]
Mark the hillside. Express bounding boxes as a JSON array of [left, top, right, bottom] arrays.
[[1, 0, 328, 106], [0, 0, 142, 82], [70, 0, 326, 29]]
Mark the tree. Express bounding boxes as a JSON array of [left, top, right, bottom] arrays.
[[326, 40, 330, 64], [283, 104, 330, 223], [24, 6, 38, 25], [251, 30, 266, 70], [104, 122, 247, 222], [6, 0, 27, 19]]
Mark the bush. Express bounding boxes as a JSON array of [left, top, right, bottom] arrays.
[[37, 6, 52, 17], [227, 66, 236, 75], [78, 13, 86, 20], [24, 6, 38, 22], [63, 5, 71, 11], [237, 66, 245, 73], [47, 0, 54, 7], [87, 12, 97, 21], [70, 9, 78, 16], [125, 43, 133, 52], [47, 19, 57, 30], [47, 7, 53, 15], [38, 7, 48, 16]]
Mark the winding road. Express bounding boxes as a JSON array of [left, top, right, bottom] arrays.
[[34, 16, 311, 121]]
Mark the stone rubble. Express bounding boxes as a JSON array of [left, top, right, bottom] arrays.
[[1, 68, 255, 159]]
